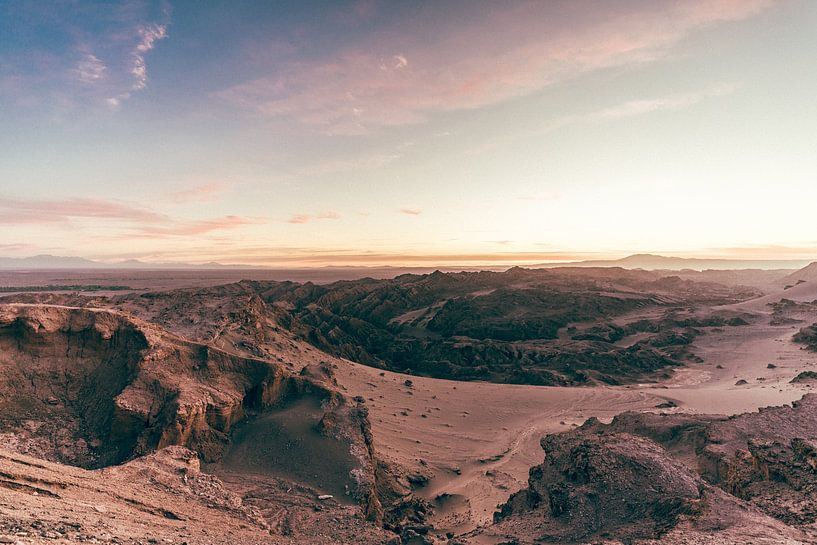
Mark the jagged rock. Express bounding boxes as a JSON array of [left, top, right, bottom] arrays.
[[461, 397, 817, 544], [0, 304, 384, 523], [793, 324, 817, 351], [655, 400, 678, 409], [494, 432, 703, 542], [791, 371, 817, 384]]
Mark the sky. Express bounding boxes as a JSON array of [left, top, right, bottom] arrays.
[[1, 0, 816, 266]]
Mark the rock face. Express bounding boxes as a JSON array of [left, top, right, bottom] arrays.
[[3, 270, 759, 386], [465, 397, 817, 544], [70, 268, 756, 387], [0, 305, 150, 467], [792, 371, 817, 383], [265, 269, 757, 385], [495, 432, 704, 542], [590, 396, 817, 532], [794, 324, 817, 351], [0, 304, 384, 522]]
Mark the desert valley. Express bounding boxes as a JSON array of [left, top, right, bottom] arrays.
[[1, 260, 817, 544], [4, 1, 817, 543]]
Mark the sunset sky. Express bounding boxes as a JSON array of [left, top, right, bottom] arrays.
[[1, 0, 816, 266]]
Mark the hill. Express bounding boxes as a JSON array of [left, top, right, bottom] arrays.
[[781, 261, 817, 285]]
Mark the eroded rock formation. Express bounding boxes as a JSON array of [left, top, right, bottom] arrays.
[[463, 397, 817, 544], [0, 304, 384, 522]]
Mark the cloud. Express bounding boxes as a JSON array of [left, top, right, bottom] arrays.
[[0, 243, 36, 253], [175, 250, 602, 266], [129, 23, 168, 91], [389, 55, 408, 70], [399, 208, 421, 216], [124, 215, 265, 238], [287, 214, 311, 224], [166, 183, 227, 203], [75, 53, 107, 83], [0, 2, 169, 110], [219, 0, 774, 133], [0, 197, 166, 224], [296, 152, 403, 177], [287, 211, 341, 224], [105, 22, 168, 107], [0, 196, 262, 239], [588, 83, 739, 121], [465, 83, 740, 155]]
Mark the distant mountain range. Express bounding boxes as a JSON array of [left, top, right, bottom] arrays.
[[0, 255, 259, 270], [0, 253, 813, 271], [540, 253, 812, 271]]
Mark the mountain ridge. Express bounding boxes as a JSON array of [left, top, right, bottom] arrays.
[[0, 252, 811, 271]]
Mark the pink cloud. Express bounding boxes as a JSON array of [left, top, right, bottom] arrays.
[[166, 183, 227, 203], [219, 0, 775, 134], [400, 208, 421, 216], [125, 216, 266, 238], [0, 197, 166, 224], [287, 214, 311, 224], [287, 211, 341, 224], [0, 196, 263, 239]]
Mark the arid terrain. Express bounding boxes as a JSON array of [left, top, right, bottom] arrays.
[[1, 264, 817, 544], [6, 0, 816, 542]]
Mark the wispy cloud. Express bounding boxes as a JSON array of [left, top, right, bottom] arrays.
[[465, 83, 740, 156], [0, 196, 262, 239], [0, 1, 169, 110], [296, 152, 403, 177], [130, 23, 168, 91], [287, 211, 341, 224], [123, 215, 265, 238], [0, 197, 166, 224], [588, 83, 739, 121], [399, 208, 421, 216], [164, 250, 602, 266], [92, 243, 606, 266], [219, 0, 774, 133], [166, 183, 227, 203], [0, 243, 36, 254], [74, 53, 107, 83], [105, 22, 168, 107]]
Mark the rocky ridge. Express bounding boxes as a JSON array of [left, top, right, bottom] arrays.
[[462, 396, 817, 544]]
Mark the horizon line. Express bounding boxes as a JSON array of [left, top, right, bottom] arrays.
[[1, 251, 815, 270]]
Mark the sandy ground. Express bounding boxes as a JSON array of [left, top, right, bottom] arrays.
[[332, 285, 817, 532]]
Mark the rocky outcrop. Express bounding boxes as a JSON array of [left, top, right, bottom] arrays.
[[794, 324, 817, 351], [459, 397, 817, 544], [0, 304, 385, 522], [494, 432, 704, 542], [570, 396, 817, 531], [1, 271, 759, 386], [792, 371, 817, 383], [249, 269, 756, 385]]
